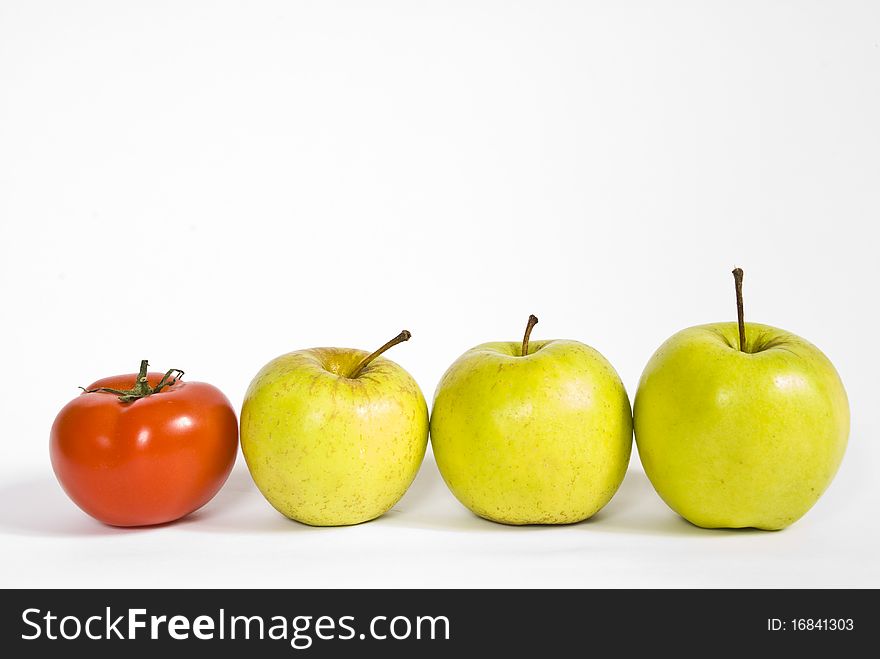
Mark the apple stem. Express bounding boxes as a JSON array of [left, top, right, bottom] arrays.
[[521, 314, 539, 356], [79, 360, 185, 403], [732, 267, 746, 352], [348, 330, 412, 378]]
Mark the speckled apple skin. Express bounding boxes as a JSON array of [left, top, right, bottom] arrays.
[[634, 322, 849, 530], [240, 348, 428, 526], [430, 340, 633, 525]]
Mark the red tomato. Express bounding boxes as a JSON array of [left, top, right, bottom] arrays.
[[50, 361, 238, 526]]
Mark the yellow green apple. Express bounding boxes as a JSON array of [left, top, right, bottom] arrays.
[[634, 269, 849, 530], [430, 315, 633, 525], [240, 331, 428, 526]]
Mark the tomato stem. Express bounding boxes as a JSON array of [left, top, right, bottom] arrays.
[[80, 360, 185, 403]]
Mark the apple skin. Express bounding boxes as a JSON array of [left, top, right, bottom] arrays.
[[634, 322, 849, 530], [240, 347, 428, 526], [430, 340, 633, 525]]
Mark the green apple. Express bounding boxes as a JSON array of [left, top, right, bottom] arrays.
[[240, 331, 428, 526], [430, 315, 633, 525], [634, 269, 849, 530]]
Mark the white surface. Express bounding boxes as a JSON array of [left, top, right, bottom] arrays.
[[1, 0, 878, 588]]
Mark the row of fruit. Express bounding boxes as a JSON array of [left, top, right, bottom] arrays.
[[49, 269, 848, 531]]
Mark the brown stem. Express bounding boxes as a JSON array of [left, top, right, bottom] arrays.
[[732, 267, 746, 352], [348, 330, 412, 378], [521, 314, 539, 356]]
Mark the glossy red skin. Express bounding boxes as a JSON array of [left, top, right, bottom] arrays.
[[50, 372, 238, 527]]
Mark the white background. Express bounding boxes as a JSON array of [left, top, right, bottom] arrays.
[[1, 1, 878, 588]]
